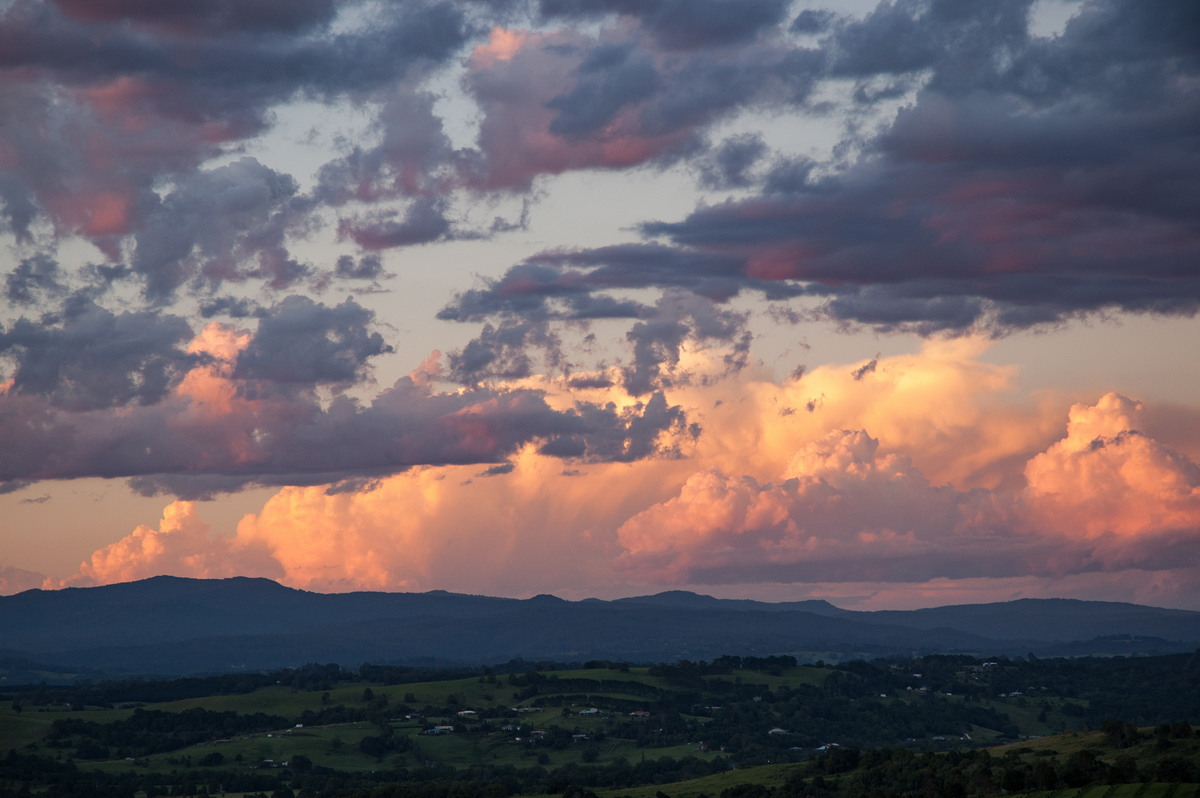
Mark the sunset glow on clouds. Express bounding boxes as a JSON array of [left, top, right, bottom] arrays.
[[1, 0, 1198, 608]]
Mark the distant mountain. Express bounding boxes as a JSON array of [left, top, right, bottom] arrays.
[[614, 590, 847, 616], [2, 577, 1198, 679]]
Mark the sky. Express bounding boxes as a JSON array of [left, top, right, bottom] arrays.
[[1, 0, 1199, 610]]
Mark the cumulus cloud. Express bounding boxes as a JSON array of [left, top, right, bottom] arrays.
[[232, 296, 392, 386], [0, 318, 691, 497], [1024, 393, 1200, 560], [434, 0, 1200, 336], [0, 565, 48, 594], [615, 388, 1200, 588], [538, 0, 792, 50], [0, 0, 468, 288], [38, 339, 1200, 607], [132, 158, 312, 301], [57, 501, 281, 589], [615, 428, 1023, 585], [4, 253, 65, 305], [338, 198, 454, 251], [0, 298, 197, 410]]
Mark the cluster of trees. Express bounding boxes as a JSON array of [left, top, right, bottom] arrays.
[[777, 732, 1200, 798], [0, 749, 284, 798], [45, 707, 293, 760]]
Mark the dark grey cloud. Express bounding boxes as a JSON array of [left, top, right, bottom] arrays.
[[547, 45, 659, 138], [0, 175, 37, 240], [198, 297, 267, 319], [441, 283, 751, 396], [696, 134, 767, 190], [338, 198, 453, 251], [4, 253, 64, 305], [0, 0, 469, 98], [450, 0, 1200, 335], [0, 298, 197, 410], [790, 9, 835, 34], [0, 0, 469, 292], [132, 158, 310, 301], [461, 10, 823, 192], [444, 319, 564, 386], [313, 85, 456, 207], [233, 296, 392, 386], [622, 292, 750, 395], [851, 358, 877, 381], [335, 254, 387, 281], [538, 0, 790, 49], [49, 0, 340, 36], [830, 0, 1033, 85], [437, 244, 793, 328], [0, 371, 690, 497]]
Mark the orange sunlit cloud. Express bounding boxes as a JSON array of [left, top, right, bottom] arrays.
[[55, 501, 281, 589], [52, 342, 1200, 606], [1024, 392, 1200, 564], [471, 27, 532, 68]]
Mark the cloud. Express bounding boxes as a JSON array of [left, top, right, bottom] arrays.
[[45, 342, 1200, 606], [460, 19, 821, 191], [0, 320, 691, 497], [0, 298, 197, 410], [232, 296, 392, 386], [0, 0, 469, 277], [57, 500, 281, 589], [0, 565, 48, 594], [461, 27, 692, 190], [131, 158, 312, 300], [620, 291, 751, 395], [1024, 393, 1200, 557], [614, 428, 1023, 585], [334, 254, 387, 281], [616, 389, 1200, 588], [695, 133, 768, 190], [4, 0, 1199, 611], [48, 0, 340, 36], [439, 0, 1200, 335], [313, 82, 457, 207], [4, 253, 65, 305], [538, 0, 791, 50], [338, 198, 454, 251]]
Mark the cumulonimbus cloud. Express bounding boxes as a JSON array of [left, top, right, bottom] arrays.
[[50, 345, 1200, 607]]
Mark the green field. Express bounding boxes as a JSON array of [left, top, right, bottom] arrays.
[[2, 655, 1197, 797]]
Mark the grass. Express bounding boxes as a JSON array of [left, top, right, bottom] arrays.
[[594, 763, 800, 798]]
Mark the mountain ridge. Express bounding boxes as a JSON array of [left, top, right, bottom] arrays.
[[3, 577, 1198, 678]]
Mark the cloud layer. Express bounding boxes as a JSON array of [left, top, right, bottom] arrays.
[[51, 347, 1200, 608], [3, 0, 1199, 606]]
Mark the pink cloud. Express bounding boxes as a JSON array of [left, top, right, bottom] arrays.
[[45, 347, 1200, 608], [615, 428, 1016, 584], [1024, 393, 1200, 569], [464, 27, 695, 191], [55, 501, 281, 589], [0, 565, 48, 595]]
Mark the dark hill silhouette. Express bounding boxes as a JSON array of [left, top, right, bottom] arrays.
[[2, 577, 1198, 677]]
